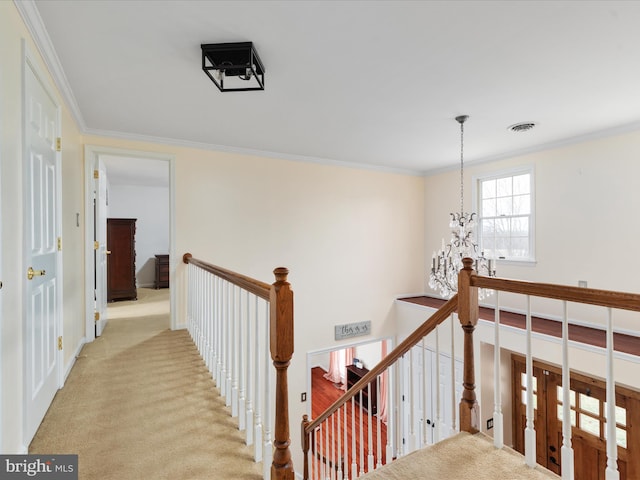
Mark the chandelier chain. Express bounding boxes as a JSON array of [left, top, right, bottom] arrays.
[[429, 114, 496, 299], [460, 119, 464, 215]]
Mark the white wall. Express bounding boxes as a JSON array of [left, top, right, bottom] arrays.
[[107, 184, 170, 287], [425, 131, 640, 332]]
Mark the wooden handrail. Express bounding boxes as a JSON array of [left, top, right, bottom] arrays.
[[183, 253, 294, 480], [472, 275, 640, 312], [183, 253, 271, 300], [304, 294, 458, 434]]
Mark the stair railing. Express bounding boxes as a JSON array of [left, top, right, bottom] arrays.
[[467, 258, 640, 480], [303, 257, 640, 480], [301, 295, 460, 479], [183, 253, 294, 480]]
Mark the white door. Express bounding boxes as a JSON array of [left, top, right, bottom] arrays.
[[23, 56, 61, 445], [94, 159, 108, 336], [400, 346, 463, 452], [435, 352, 463, 440]]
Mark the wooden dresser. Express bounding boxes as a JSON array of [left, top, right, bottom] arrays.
[[107, 218, 137, 301], [154, 254, 169, 289], [346, 364, 377, 414]]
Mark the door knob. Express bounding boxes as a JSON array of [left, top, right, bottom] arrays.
[[106, 250, 112, 255], [27, 267, 46, 280]]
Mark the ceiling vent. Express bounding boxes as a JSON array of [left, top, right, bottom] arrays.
[[508, 122, 536, 133]]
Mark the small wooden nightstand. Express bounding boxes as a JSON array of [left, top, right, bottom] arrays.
[[346, 364, 377, 414], [154, 254, 169, 289]]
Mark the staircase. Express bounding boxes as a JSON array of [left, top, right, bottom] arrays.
[[358, 432, 559, 480]]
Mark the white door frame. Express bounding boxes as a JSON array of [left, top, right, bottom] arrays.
[[83, 145, 176, 341], [22, 40, 64, 448]]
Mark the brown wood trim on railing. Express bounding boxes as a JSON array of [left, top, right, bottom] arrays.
[[182, 253, 271, 300], [303, 294, 458, 435], [270, 267, 295, 480], [471, 275, 640, 312]]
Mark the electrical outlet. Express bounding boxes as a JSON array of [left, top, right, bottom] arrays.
[[301, 392, 307, 402], [487, 418, 494, 430], [578, 280, 587, 288]]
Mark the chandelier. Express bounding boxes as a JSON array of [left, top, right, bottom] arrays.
[[428, 115, 495, 298]]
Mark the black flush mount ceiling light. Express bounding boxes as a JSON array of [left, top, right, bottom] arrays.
[[201, 42, 265, 92]]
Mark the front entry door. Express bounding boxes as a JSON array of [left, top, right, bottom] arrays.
[[512, 355, 638, 479], [23, 54, 62, 445]]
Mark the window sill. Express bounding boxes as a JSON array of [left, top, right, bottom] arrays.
[[495, 258, 537, 267]]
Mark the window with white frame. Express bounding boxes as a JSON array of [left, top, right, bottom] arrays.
[[477, 168, 534, 261]]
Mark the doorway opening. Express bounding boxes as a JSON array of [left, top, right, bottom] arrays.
[[307, 337, 392, 473], [84, 146, 176, 342]]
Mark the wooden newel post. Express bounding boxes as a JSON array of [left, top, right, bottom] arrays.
[[270, 267, 295, 480], [301, 414, 310, 480], [458, 257, 480, 433]]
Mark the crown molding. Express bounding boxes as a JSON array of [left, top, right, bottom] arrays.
[[14, 0, 86, 131], [84, 127, 425, 177], [423, 119, 640, 177]]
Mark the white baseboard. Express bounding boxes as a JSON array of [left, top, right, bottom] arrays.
[[64, 337, 86, 382]]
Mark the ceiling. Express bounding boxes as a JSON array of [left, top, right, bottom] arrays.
[[23, 0, 640, 175], [101, 155, 169, 188]]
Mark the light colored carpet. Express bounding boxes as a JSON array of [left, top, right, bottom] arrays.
[[359, 432, 559, 480], [29, 288, 262, 480]]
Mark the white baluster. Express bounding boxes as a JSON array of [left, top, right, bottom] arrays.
[[493, 292, 504, 448], [367, 384, 374, 471], [386, 360, 394, 462], [376, 375, 382, 469], [245, 292, 254, 445], [315, 425, 321, 480], [421, 338, 428, 446], [561, 301, 574, 480], [524, 295, 536, 468], [215, 276, 222, 385], [359, 391, 365, 476], [225, 282, 233, 406], [262, 300, 273, 480], [408, 348, 416, 453], [434, 327, 441, 443], [231, 286, 239, 417], [325, 420, 330, 480], [605, 308, 619, 480], [194, 268, 201, 352], [320, 423, 326, 480], [253, 295, 263, 462], [220, 280, 227, 398], [238, 289, 246, 430], [351, 397, 357, 479], [198, 268, 204, 355], [343, 404, 349, 480], [450, 313, 457, 436], [186, 264, 192, 337], [206, 272, 213, 372], [331, 413, 337, 480], [336, 408, 342, 480]]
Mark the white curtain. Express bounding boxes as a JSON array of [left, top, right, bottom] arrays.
[[324, 347, 356, 390]]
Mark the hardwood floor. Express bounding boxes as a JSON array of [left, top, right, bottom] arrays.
[[399, 295, 640, 356], [311, 366, 388, 478]]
